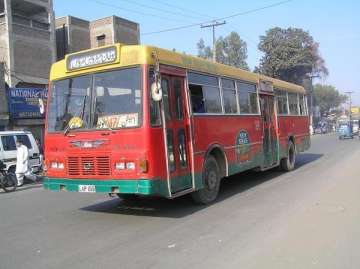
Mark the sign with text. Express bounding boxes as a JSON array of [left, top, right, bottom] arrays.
[[66, 46, 118, 71], [6, 88, 48, 119]]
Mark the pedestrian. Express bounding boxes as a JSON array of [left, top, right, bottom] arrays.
[[15, 139, 37, 187]]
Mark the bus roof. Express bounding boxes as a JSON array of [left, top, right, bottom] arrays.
[[50, 43, 305, 94]]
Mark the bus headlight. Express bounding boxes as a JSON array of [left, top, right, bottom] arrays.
[[51, 162, 64, 170], [126, 162, 136, 170], [115, 162, 125, 170]]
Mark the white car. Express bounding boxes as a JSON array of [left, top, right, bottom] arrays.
[[0, 131, 41, 174]]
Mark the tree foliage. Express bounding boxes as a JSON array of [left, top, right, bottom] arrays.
[[197, 32, 249, 70], [313, 84, 347, 114], [257, 27, 328, 84]]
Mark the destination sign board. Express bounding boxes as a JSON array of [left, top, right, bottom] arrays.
[[66, 46, 118, 71]]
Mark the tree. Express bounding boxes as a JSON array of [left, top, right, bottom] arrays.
[[197, 32, 249, 70], [313, 84, 347, 115], [257, 27, 328, 84]]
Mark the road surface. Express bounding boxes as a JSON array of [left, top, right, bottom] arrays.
[[0, 134, 359, 269]]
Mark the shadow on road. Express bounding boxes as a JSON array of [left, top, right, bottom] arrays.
[[80, 153, 323, 218]]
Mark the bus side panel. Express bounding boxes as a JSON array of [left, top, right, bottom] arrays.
[[278, 115, 310, 159], [192, 115, 263, 180]]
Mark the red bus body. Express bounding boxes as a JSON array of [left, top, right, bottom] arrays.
[[44, 45, 310, 202]]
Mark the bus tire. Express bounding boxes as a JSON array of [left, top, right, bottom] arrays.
[[192, 156, 221, 205], [280, 141, 296, 172]]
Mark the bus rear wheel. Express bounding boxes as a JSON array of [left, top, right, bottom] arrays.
[[280, 141, 296, 172], [192, 156, 221, 205]]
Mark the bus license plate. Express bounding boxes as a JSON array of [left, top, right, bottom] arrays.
[[78, 185, 96, 193]]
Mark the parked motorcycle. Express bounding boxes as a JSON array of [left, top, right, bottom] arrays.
[[0, 161, 17, 192]]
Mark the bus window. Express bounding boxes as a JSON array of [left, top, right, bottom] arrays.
[[237, 82, 259, 114], [275, 90, 289, 115], [167, 130, 176, 172], [203, 84, 222, 113], [299, 94, 307, 115], [174, 78, 184, 119], [178, 129, 187, 168], [48, 75, 92, 132], [188, 72, 221, 114], [189, 84, 205, 113], [162, 78, 172, 121], [288, 93, 299, 115], [149, 70, 161, 126], [222, 79, 238, 114]]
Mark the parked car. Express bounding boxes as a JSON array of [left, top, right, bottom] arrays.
[[0, 131, 41, 174], [338, 124, 354, 139]]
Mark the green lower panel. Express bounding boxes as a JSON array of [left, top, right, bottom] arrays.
[[43, 178, 169, 197]]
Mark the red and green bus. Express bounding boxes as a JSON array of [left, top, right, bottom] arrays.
[[43, 44, 310, 204]]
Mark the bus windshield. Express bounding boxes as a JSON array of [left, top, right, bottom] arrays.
[[47, 67, 142, 133]]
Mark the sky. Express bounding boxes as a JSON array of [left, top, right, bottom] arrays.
[[54, 0, 360, 105]]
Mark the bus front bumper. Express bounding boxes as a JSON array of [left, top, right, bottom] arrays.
[[43, 178, 169, 197]]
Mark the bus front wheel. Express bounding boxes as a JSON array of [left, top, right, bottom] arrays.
[[280, 141, 296, 172], [192, 156, 221, 205]]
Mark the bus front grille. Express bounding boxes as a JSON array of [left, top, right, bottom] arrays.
[[67, 156, 111, 176]]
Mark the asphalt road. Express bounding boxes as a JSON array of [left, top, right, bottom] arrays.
[[1, 134, 360, 269]]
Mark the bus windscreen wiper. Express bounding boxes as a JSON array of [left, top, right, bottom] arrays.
[[64, 96, 87, 136]]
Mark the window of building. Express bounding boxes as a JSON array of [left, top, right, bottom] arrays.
[[288, 93, 299, 115], [188, 72, 222, 114], [237, 81, 259, 114], [275, 89, 289, 115], [222, 78, 238, 114], [97, 34, 106, 47]]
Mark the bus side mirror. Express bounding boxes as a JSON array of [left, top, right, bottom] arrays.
[[151, 81, 162, 102]]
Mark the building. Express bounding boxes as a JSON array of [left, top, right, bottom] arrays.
[[0, 0, 56, 88], [90, 16, 140, 48], [0, 0, 56, 139], [56, 15, 140, 60], [55, 16, 90, 60]]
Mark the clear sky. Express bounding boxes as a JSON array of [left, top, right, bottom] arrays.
[[54, 0, 360, 105]]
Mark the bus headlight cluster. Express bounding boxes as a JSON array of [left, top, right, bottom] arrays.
[[115, 162, 135, 170], [115, 160, 147, 172], [51, 162, 64, 170]]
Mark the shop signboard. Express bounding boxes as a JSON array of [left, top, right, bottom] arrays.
[[6, 88, 47, 119]]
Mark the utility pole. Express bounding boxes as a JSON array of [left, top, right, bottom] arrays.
[[308, 75, 319, 127], [345, 91, 354, 122], [201, 20, 226, 62]]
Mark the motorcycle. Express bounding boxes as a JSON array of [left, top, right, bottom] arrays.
[[0, 161, 17, 192]]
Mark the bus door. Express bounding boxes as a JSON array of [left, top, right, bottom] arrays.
[[259, 94, 279, 167], [161, 74, 193, 195]]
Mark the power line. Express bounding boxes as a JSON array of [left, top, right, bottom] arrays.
[[88, 0, 186, 23], [151, 0, 215, 20], [142, 0, 293, 35], [120, 0, 204, 21], [201, 21, 226, 62]]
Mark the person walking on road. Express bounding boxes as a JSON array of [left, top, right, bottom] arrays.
[[15, 139, 37, 187]]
